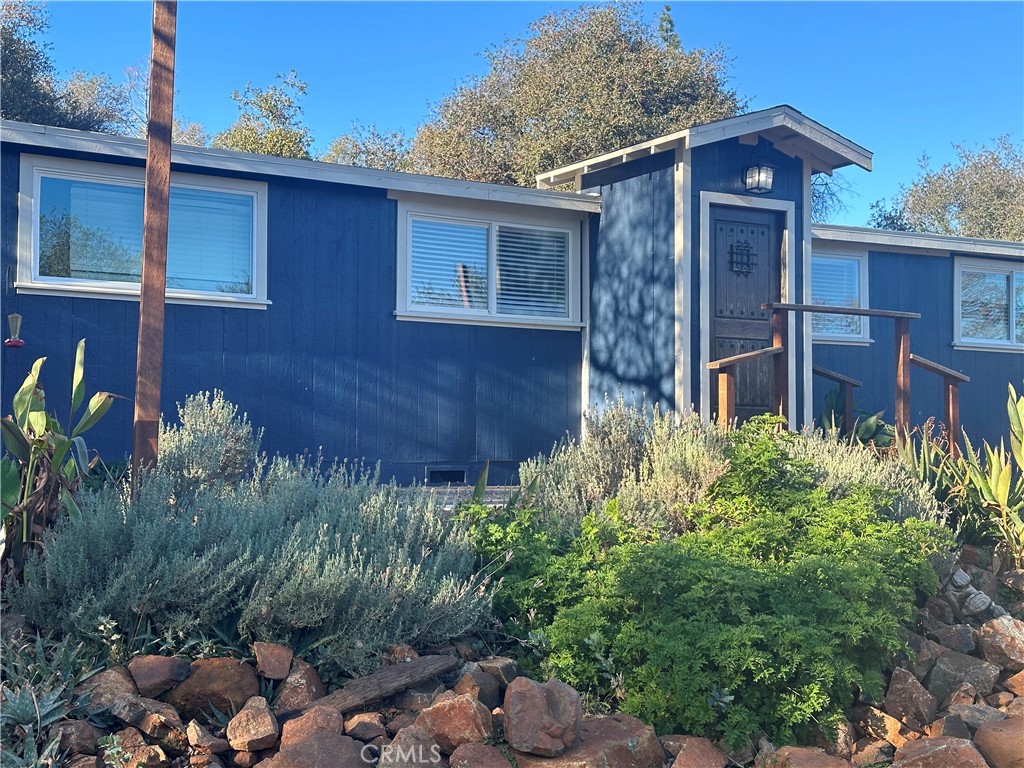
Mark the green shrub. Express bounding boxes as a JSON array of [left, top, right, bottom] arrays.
[[491, 417, 951, 748]]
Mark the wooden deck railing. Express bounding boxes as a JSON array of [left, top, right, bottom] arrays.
[[705, 303, 969, 449]]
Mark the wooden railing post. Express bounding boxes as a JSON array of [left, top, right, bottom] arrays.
[[771, 308, 788, 421], [841, 382, 855, 435], [894, 317, 911, 442], [718, 369, 735, 430], [946, 378, 961, 459]]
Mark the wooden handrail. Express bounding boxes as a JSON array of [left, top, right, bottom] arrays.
[[812, 365, 862, 434], [910, 354, 969, 457], [910, 354, 970, 383], [811, 365, 862, 388], [707, 346, 783, 370], [762, 302, 921, 320]]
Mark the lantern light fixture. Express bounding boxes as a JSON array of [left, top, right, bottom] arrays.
[[744, 163, 774, 194]]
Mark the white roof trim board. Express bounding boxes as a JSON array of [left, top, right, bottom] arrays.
[[536, 105, 873, 189], [813, 224, 1024, 259], [0, 120, 601, 214]]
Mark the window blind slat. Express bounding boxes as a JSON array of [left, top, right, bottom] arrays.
[[811, 256, 863, 337], [496, 226, 568, 318], [409, 219, 489, 310]]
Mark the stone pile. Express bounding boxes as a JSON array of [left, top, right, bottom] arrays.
[[39, 551, 1024, 768]]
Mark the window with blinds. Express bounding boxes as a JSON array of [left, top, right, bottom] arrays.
[[811, 254, 867, 340], [956, 259, 1024, 349], [403, 209, 574, 325], [24, 155, 267, 306]]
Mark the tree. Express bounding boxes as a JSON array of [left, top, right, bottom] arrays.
[[869, 137, 1024, 242], [406, 3, 744, 186], [212, 71, 313, 159], [322, 123, 412, 171], [1, 0, 130, 132], [124, 62, 210, 146]]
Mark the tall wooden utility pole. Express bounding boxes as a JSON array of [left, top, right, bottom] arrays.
[[132, 0, 177, 477]]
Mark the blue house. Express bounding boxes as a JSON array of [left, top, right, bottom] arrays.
[[1, 106, 1021, 483]]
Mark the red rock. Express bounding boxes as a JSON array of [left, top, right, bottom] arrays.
[[988, 691, 1016, 707], [109, 693, 188, 752], [942, 681, 978, 707], [187, 720, 231, 754], [190, 755, 225, 768], [344, 712, 386, 741], [449, 742, 512, 768], [890, 736, 988, 767], [415, 693, 495, 754], [378, 725, 447, 768], [231, 751, 261, 767], [477, 656, 522, 688], [850, 738, 893, 766], [253, 643, 293, 681], [454, 641, 480, 661], [160, 658, 259, 724], [1003, 669, 1024, 696], [226, 696, 279, 751], [1003, 569, 1024, 594], [395, 680, 446, 713], [280, 705, 345, 748], [849, 706, 921, 749], [925, 649, 1000, 701], [503, 677, 581, 757], [385, 709, 418, 737], [74, 667, 139, 715], [884, 667, 938, 729], [272, 658, 327, 716], [260, 732, 365, 768], [978, 616, 1024, 672], [453, 664, 501, 710], [128, 655, 192, 698], [973, 715, 1024, 768], [670, 735, 728, 767], [758, 746, 853, 767], [927, 623, 976, 654], [385, 644, 419, 664], [49, 719, 104, 755], [66, 757, 102, 768], [924, 714, 971, 740], [102, 727, 168, 768], [514, 713, 665, 768], [1005, 697, 1024, 716], [905, 632, 945, 682], [947, 700, 1008, 730]]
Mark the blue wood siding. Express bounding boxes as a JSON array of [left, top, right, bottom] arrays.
[[582, 152, 677, 411], [1, 147, 581, 484], [812, 250, 1022, 446]]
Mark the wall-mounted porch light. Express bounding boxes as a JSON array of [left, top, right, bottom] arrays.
[[5, 313, 24, 347], [744, 163, 774, 194]]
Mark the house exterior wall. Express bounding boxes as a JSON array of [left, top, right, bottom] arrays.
[[0, 145, 583, 484], [811, 248, 1022, 446]]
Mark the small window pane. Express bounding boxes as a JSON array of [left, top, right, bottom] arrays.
[[410, 219, 489, 311], [1015, 275, 1023, 344], [961, 270, 1010, 341], [39, 176, 143, 283], [496, 226, 568, 317], [168, 187, 253, 294], [812, 256, 862, 337]]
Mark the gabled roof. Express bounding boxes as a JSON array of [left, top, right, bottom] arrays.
[[536, 105, 872, 190], [0, 120, 600, 214]]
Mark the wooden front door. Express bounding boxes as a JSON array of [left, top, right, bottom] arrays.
[[710, 205, 783, 423]]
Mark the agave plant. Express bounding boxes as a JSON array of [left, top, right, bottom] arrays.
[[0, 339, 116, 584]]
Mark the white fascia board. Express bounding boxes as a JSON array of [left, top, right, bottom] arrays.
[[813, 224, 1024, 259], [1, 120, 600, 214], [536, 133, 689, 189]]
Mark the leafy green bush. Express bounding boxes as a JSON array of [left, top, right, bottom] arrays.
[[485, 416, 951, 748], [9, 398, 490, 680]]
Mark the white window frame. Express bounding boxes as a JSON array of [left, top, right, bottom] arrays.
[[954, 256, 1024, 353], [394, 197, 582, 330], [17, 154, 269, 309], [810, 249, 871, 344]]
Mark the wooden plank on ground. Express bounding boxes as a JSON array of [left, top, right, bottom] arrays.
[[312, 654, 459, 714]]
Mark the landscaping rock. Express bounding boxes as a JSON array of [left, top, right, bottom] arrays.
[[503, 677, 581, 757], [272, 657, 327, 716], [395, 679, 446, 713], [978, 615, 1024, 672], [987, 691, 1015, 707], [127, 655, 192, 698], [924, 649, 1000, 701], [49, 719, 105, 755], [75, 667, 139, 715], [190, 755, 225, 768], [942, 680, 979, 707], [946, 701, 1008, 730], [924, 714, 972, 739], [850, 738, 893, 766], [513, 713, 665, 768], [453, 663, 501, 710], [226, 696, 279, 751], [344, 711, 386, 742], [668, 735, 728, 767], [973, 715, 1024, 768], [1004, 696, 1024, 716], [757, 746, 853, 767], [849, 706, 921, 749], [253, 642, 293, 681], [103, 726, 168, 768], [261, 732, 365, 768], [231, 751, 261, 767], [161, 658, 259, 724], [378, 725, 447, 768], [890, 736, 988, 767], [385, 644, 419, 664], [449, 742, 512, 768], [385, 709, 419, 736], [884, 667, 938, 729], [1002, 670, 1024, 695], [1003, 570, 1024, 593], [478, 656, 522, 689], [186, 720, 230, 754], [905, 632, 945, 682], [280, 706, 345, 748], [109, 693, 188, 753], [66, 756, 101, 768], [923, 621, 976, 654], [415, 692, 495, 754]]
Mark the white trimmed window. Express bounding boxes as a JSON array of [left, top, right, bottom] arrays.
[[955, 257, 1024, 351], [811, 252, 869, 342], [396, 200, 580, 328], [18, 155, 268, 307]]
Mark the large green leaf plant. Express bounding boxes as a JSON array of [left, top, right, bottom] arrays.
[[1, 339, 116, 583]]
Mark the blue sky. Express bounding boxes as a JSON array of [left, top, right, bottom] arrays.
[[43, 1, 1024, 227]]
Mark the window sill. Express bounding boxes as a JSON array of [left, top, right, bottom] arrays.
[[15, 282, 271, 310], [953, 342, 1023, 354], [395, 310, 583, 331], [812, 337, 874, 347]]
